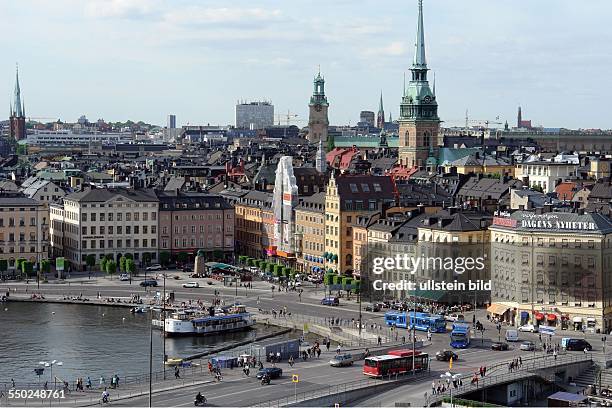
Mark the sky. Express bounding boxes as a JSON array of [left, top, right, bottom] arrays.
[[1, 0, 611, 129]]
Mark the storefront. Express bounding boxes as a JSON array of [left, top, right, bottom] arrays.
[[572, 316, 583, 331], [487, 303, 513, 324]]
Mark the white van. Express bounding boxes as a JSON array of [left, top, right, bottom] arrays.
[[505, 329, 519, 342]]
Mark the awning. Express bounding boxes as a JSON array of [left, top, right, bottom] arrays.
[[487, 304, 510, 315], [587, 318, 597, 322], [535, 312, 545, 320], [547, 314, 557, 321], [572, 317, 583, 323], [520, 311, 529, 318]]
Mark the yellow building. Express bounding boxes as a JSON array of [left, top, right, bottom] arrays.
[[234, 191, 272, 258], [295, 192, 326, 275], [324, 174, 396, 275], [443, 153, 515, 177]]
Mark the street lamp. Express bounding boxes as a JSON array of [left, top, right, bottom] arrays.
[[38, 360, 63, 390], [440, 372, 461, 408]]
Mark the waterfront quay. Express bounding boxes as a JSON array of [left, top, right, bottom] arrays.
[[1, 270, 610, 406]]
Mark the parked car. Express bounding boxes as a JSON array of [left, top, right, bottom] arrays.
[[146, 264, 162, 272], [491, 342, 509, 351], [256, 367, 282, 379], [181, 266, 193, 272], [365, 304, 381, 312], [374, 302, 388, 309], [321, 297, 340, 306], [329, 354, 356, 367], [249, 267, 259, 274], [119, 274, 129, 281], [435, 350, 458, 361], [140, 279, 158, 287], [182, 282, 200, 288], [520, 341, 535, 351], [518, 324, 538, 333]]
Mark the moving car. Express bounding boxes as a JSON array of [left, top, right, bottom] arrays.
[[505, 329, 519, 342], [119, 274, 129, 281], [146, 264, 163, 272], [435, 350, 458, 361], [256, 367, 282, 379], [520, 341, 535, 351], [563, 338, 592, 351], [329, 354, 356, 367], [321, 297, 340, 306], [518, 324, 538, 333], [491, 342, 509, 351], [365, 304, 381, 312], [446, 313, 465, 322], [140, 279, 158, 287], [182, 282, 200, 288]]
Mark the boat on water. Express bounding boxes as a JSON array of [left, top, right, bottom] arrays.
[[153, 305, 255, 336], [130, 306, 148, 313]]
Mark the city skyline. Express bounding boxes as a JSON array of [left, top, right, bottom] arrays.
[[1, 0, 611, 129]]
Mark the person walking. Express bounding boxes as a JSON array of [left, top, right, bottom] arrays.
[[174, 366, 180, 379], [288, 355, 294, 367]]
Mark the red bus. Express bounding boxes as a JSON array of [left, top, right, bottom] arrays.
[[363, 352, 429, 377], [388, 349, 422, 358]]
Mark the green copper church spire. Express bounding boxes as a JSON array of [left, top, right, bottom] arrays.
[[413, 0, 427, 69]]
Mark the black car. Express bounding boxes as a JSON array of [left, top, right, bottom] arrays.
[[491, 342, 510, 351], [435, 350, 458, 361], [365, 305, 381, 312], [256, 367, 282, 379], [565, 339, 592, 351], [140, 279, 158, 287]]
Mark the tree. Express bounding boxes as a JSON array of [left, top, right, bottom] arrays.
[[125, 258, 137, 276], [125, 253, 133, 260], [100, 257, 108, 274], [160, 251, 171, 267], [105, 261, 117, 280], [119, 256, 127, 273], [85, 254, 96, 271], [177, 252, 188, 265], [40, 260, 51, 274], [22, 261, 34, 278], [0, 259, 7, 273]]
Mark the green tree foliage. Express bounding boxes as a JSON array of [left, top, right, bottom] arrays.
[[125, 258, 137, 275], [105, 261, 117, 279], [160, 251, 171, 267], [85, 254, 96, 270], [119, 256, 127, 273], [22, 261, 34, 278]]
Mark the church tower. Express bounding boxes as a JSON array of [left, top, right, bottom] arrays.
[[9, 65, 26, 141], [307, 70, 329, 143], [398, 0, 440, 167], [377, 91, 385, 129]]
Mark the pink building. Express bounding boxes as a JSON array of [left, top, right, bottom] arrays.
[[158, 192, 234, 261]]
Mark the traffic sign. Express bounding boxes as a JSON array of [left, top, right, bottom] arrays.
[[292, 374, 299, 383]]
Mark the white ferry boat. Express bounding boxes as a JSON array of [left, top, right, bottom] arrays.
[[154, 305, 255, 336]]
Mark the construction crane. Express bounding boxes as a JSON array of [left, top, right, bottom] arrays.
[[275, 110, 299, 126], [462, 110, 503, 131]]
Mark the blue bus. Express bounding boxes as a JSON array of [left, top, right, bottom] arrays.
[[384, 311, 447, 333], [450, 322, 471, 348]]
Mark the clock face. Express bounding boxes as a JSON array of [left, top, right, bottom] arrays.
[[423, 95, 432, 103], [315, 104, 322, 112]]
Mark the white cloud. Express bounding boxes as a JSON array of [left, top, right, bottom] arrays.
[[363, 41, 408, 57], [85, 0, 157, 19], [163, 7, 282, 26]]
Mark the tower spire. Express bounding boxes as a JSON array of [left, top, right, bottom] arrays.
[[413, 0, 427, 69], [377, 91, 385, 128], [13, 63, 23, 118]]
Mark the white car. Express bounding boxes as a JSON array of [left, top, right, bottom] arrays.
[[518, 324, 538, 333], [182, 282, 200, 288], [146, 264, 162, 271], [446, 313, 465, 322], [119, 274, 129, 281]]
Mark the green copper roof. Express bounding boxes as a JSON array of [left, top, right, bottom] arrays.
[[413, 0, 427, 69]]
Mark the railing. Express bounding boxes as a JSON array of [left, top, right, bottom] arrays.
[[251, 368, 430, 407], [427, 353, 593, 406]]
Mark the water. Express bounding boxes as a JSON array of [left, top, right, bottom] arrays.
[[0, 302, 280, 386]]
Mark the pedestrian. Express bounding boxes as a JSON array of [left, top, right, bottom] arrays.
[[317, 348, 321, 359], [402, 335, 406, 344], [326, 341, 330, 351], [377, 336, 382, 346], [432, 380, 436, 395], [289, 355, 294, 367], [99, 376, 105, 388], [276, 352, 281, 362], [337, 344, 341, 355], [175, 366, 180, 379], [86, 377, 92, 389], [11, 379, 15, 389]]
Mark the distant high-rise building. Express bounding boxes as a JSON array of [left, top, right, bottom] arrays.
[[235, 101, 274, 130], [359, 111, 375, 126], [307, 70, 329, 143], [9, 65, 26, 141], [167, 114, 176, 129], [398, 0, 440, 167], [377, 91, 385, 128]]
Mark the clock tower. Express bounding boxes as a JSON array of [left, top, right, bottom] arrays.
[[398, 0, 440, 168], [307, 70, 329, 143]]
